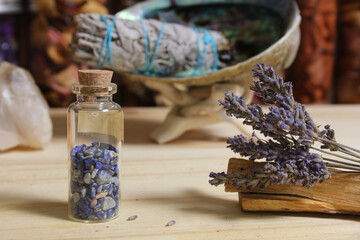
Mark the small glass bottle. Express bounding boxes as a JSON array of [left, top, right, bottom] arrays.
[[67, 70, 123, 223]]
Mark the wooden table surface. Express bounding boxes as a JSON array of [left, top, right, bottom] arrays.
[[1, 106, 360, 240]]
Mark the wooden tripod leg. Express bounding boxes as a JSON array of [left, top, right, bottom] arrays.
[[150, 107, 223, 144]]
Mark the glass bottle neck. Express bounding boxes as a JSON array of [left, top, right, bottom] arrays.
[[76, 95, 112, 103]]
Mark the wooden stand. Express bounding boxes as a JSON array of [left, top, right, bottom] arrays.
[[142, 82, 252, 144], [225, 158, 360, 215]]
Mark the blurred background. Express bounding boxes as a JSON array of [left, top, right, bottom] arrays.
[[1, 0, 359, 107]]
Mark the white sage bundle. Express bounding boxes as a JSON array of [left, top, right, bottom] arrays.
[[71, 14, 229, 77]]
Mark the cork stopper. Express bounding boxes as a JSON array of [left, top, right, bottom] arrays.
[[78, 70, 113, 86]]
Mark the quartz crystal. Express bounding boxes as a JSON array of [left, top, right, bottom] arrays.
[[0, 62, 52, 150]]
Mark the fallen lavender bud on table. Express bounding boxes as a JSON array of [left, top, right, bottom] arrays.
[[210, 63, 360, 190], [126, 215, 138, 221], [165, 220, 176, 226]]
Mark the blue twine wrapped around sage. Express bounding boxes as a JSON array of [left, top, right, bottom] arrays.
[[97, 15, 116, 69], [192, 28, 218, 76], [139, 20, 167, 75], [137, 22, 219, 76]]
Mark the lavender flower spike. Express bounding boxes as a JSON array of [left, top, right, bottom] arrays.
[[209, 172, 230, 186]]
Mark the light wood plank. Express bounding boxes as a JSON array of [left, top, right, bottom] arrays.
[[0, 106, 359, 240]]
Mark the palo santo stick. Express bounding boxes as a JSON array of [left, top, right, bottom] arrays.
[[226, 158, 360, 215], [238, 193, 359, 214]]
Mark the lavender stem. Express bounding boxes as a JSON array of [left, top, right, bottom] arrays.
[[323, 157, 360, 168], [326, 163, 360, 171], [337, 148, 360, 159], [283, 135, 360, 159], [310, 146, 360, 164], [319, 138, 360, 154]]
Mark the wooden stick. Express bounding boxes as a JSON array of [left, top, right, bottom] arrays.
[[226, 158, 360, 215], [238, 193, 358, 214]]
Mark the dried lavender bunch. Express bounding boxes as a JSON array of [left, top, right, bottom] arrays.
[[210, 63, 360, 190]]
